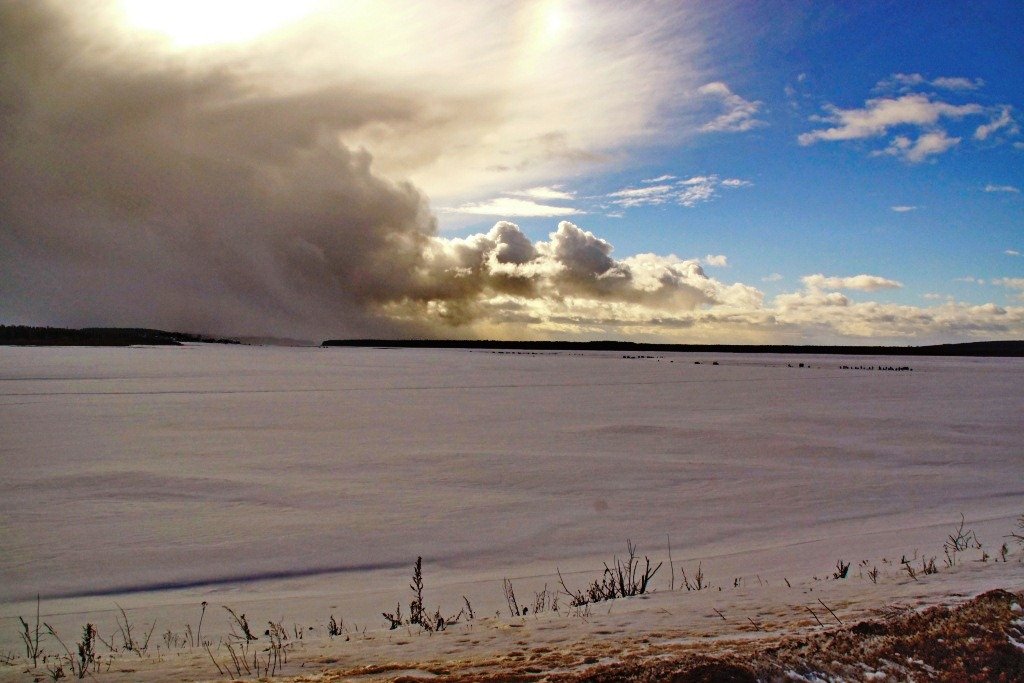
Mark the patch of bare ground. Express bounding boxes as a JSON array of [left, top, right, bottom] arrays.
[[295, 589, 1024, 682]]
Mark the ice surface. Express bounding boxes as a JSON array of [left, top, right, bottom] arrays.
[[0, 345, 1022, 650]]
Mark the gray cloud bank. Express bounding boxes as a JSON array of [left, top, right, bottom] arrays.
[[1, 3, 449, 337], [2, 2, 716, 340]]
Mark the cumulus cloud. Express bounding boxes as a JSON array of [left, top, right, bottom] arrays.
[[394, 221, 1021, 343], [799, 75, 1020, 162], [993, 278, 1024, 290], [799, 94, 981, 145], [1006, 249, 1021, 257], [877, 130, 961, 163], [396, 221, 758, 330], [405, 225, 1024, 345], [984, 184, 1020, 193], [762, 273, 783, 282], [702, 255, 728, 267], [802, 274, 903, 292], [696, 82, 765, 132]]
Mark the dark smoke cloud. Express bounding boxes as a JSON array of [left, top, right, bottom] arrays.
[[1, 2, 440, 338]]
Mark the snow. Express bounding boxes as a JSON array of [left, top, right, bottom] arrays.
[[0, 345, 1022, 674]]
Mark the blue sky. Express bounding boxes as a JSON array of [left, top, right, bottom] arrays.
[[2, 1, 1021, 342], [443, 2, 1023, 315]]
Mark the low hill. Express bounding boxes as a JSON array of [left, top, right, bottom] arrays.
[[0, 325, 239, 346]]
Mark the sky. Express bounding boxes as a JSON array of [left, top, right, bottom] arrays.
[[1, 0, 1022, 344]]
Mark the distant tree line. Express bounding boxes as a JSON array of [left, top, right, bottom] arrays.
[[322, 338, 1024, 357], [0, 325, 239, 346]]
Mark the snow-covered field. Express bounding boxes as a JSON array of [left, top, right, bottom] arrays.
[[1, 345, 1022, 678]]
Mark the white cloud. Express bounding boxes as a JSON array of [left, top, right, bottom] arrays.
[[878, 130, 961, 163], [642, 174, 675, 183], [1006, 249, 1021, 257], [798, 79, 1020, 162], [445, 197, 582, 217], [508, 186, 576, 201], [884, 73, 926, 88], [799, 94, 982, 145], [696, 82, 765, 133], [702, 254, 728, 267], [762, 273, 783, 282], [677, 179, 717, 207], [877, 73, 984, 92], [932, 76, 985, 91], [607, 184, 674, 207], [974, 106, 1018, 140], [993, 278, 1024, 290], [984, 184, 1020, 193], [891, 205, 917, 212], [955, 276, 985, 285], [802, 273, 903, 292], [608, 174, 751, 209]]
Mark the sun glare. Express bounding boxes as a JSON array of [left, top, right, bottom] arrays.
[[544, 5, 565, 38], [118, 0, 318, 47]]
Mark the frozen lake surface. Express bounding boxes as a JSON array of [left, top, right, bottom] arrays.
[[1, 345, 1022, 647]]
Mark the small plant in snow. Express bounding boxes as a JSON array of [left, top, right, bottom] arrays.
[[223, 606, 257, 642], [383, 557, 464, 631], [18, 595, 43, 669], [680, 562, 706, 591], [503, 578, 521, 617], [1009, 513, 1024, 547], [557, 540, 662, 606], [943, 513, 982, 567], [833, 559, 850, 579]]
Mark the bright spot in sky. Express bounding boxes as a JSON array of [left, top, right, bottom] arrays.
[[118, 0, 317, 47], [544, 4, 565, 38]]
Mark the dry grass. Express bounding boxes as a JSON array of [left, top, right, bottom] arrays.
[[291, 589, 1024, 682]]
